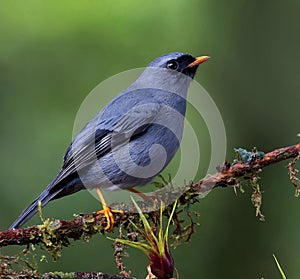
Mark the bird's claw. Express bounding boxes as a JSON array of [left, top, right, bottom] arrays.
[[96, 205, 124, 231]]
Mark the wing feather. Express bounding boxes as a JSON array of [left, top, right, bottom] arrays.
[[50, 103, 162, 187]]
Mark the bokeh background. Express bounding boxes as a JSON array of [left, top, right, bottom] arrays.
[[0, 0, 299, 278]]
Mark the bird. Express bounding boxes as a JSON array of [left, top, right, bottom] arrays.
[[9, 52, 209, 230]]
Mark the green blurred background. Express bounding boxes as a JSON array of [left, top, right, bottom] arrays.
[[0, 0, 299, 278]]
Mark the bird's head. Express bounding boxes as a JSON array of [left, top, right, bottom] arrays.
[[129, 52, 209, 97], [147, 52, 210, 79]]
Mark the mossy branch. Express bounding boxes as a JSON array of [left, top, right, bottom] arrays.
[[0, 142, 299, 249], [190, 142, 300, 194]]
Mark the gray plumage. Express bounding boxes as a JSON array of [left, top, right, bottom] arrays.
[[10, 52, 204, 229]]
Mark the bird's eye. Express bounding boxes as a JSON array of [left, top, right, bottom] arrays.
[[166, 60, 179, 70]]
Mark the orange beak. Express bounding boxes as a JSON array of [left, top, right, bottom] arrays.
[[187, 55, 210, 68]]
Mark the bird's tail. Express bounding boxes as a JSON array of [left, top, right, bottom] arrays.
[[9, 186, 61, 230]]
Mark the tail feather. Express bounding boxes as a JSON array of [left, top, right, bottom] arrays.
[[9, 187, 61, 229], [10, 170, 84, 230]]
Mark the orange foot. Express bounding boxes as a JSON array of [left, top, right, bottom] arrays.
[[96, 187, 124, 231], [96, 205, 124, 231]]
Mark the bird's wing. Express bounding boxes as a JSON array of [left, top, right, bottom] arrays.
[[50, 103, 162, 187], [111, 103, 162, 143]]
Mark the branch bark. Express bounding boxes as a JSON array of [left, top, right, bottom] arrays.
[[74, 273, 135, 279], [191, 142, 300, 193], [0, 271, 135, 279], [0, 143, 299, 248]]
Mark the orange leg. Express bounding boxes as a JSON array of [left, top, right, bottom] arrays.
[[96, 187, 124, 231], [127, 187, 153, 201], [127, 188, 161, 207]]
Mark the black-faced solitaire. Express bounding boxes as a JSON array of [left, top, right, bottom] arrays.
[[10, 52, 209, 230]]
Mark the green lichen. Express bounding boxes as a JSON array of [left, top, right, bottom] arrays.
[[82, 215, 101, 242], [37, 224, 65, 260], [234, 147, 265, 163], [35, 203, 70, 260], [250, 174, 265, 221]]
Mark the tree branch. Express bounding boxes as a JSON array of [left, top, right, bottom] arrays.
[[0, 143, 299, 249], [0, 143, 299, 279], [191, 142, 300, 194]]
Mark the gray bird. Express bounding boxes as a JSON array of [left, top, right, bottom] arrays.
[[10, 52, 209, 230]]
